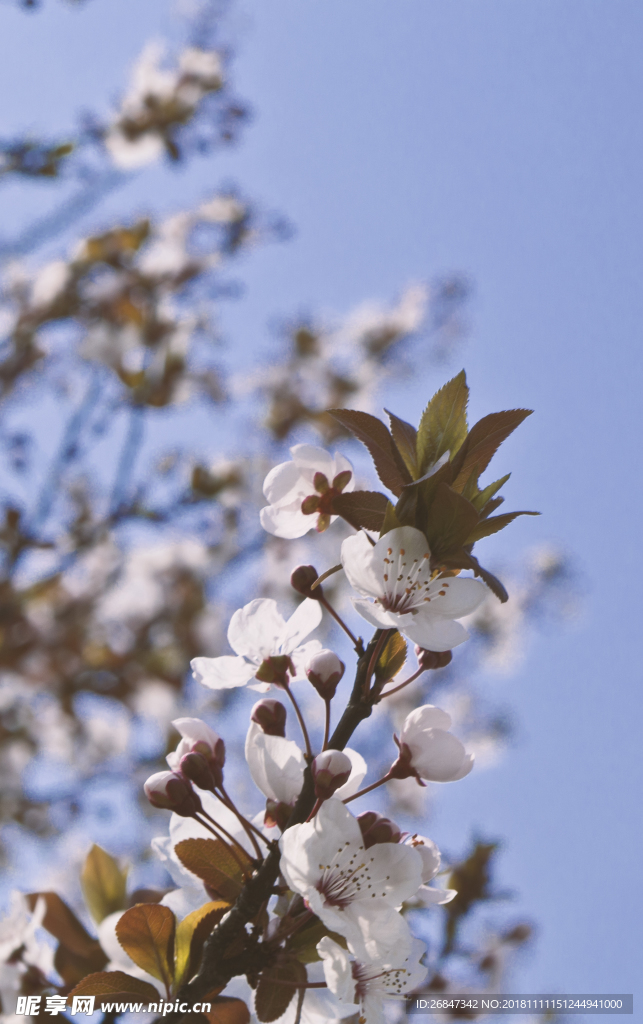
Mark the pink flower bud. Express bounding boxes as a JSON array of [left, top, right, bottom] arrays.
[[264, 798, 293, 831], [414, 645, 453, 671], [290, 565, 323, 599], [311, 749, 352, 800], [357, 810, 402, 848], [180, 751, 218, 792], [250, 699, 287, 737], [144, 771, 202, 816], [306, 649, 345, 700], [169, 718, 225, 785]]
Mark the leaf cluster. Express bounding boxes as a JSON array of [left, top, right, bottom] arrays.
[[329, 371, 539, 601]]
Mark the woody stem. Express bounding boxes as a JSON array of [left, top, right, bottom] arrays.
[[342, 771, 393, 804], [283, 681, 313, 760]]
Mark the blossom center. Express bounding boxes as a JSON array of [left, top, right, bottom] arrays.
[[315, 842, 382, 909], [300, 470, 352, 533], [379, 545, 451, 614]]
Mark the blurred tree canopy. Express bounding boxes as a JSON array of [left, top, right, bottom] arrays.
[[0, 1, 577, 1018]]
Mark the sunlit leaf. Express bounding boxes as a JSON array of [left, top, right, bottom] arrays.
[[329, 409, 410, 495], [81, 845, 128, 925], [331, 490, 388, 531], [452, 410, 532, 489], [66, 971, 160, 1007], [374, 630, 407, 685], [174, 838, 251, 903], [116, 903, 175, 989], [424, 484, 480, 561], [465, 510, 539, 544], [255, 959, 307, 1023], [175, 900, 230, 988], [416, 370, 469, 474], [386, 409, 419, 478]]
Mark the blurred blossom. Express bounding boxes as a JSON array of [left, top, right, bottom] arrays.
[[105, 42, 225, 168]]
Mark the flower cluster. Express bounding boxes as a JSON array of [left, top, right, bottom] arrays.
[[0, 377, 534, 1024]]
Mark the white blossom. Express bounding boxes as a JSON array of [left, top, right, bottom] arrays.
[[260, 445, 354, 538], [279, 799, 421, 962], [397, 705, 474, 783], [245, 724, 366, 806], [317, 935, 427, 1024], [191, 598, 322, 691], [404, 834, 457, 905], [341, 526, 486, 651]]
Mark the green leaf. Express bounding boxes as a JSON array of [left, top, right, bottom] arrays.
[[380, 499, 402, 537], [255, 959, 307, 1023], [174, 838, 252, 903], [81, 844, 128, 925], [328, 409, 411, 495], [465, 510, 539, 544], [472, 473, 511, 512], [386, 409, 419, 478], [442, 550, 509, 603], [116, 903, 175, 989], [373, 631, 407, 685], [452, 410, 532, 489], [424, 484, 480, 561], [66, 971, 161, 1007], [331, 490, 389, 531], [175, 900, 230, 988], [416, 370, 469, 474]]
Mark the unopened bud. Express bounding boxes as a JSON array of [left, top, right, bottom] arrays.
[[306, 649, 345, 700], [415, 646, 453, 671], [144, 771, 202, 817], [290, 565, 322, 599], [180, 751, 219, 792], [251, 699, 287, 737], [388, 737, 423, 784], [254, 655, 294, 687], [264, 798, 293, 831], [311, 749, 352, 800], [357, 810, 402, 848]]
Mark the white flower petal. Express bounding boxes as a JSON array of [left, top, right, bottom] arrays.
[[191, 654, 255, 690], [279, 598, 323, 653], [291, 443, 336, 477], [317, 938, 358, 1008], [341, 532, 381, 598], [227, 598, 287, 660], [402, 705, 452, 733], [351, 598, 400, 631], [416, 885, 457, 906], [260, 503, 313, 539], [262, 459, 302, 504], [427, 575, 487, 618], [334, 748, 367, 800], [342, 900, 414, 963], [399, 610, 470, 651], [450, 752, 475, 780], [245, 723, 305, 804], [406, 834, 441, 882], [406, 728, 467, 783]]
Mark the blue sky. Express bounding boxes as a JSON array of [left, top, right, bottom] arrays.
[[0, 0, 641, 1002]]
